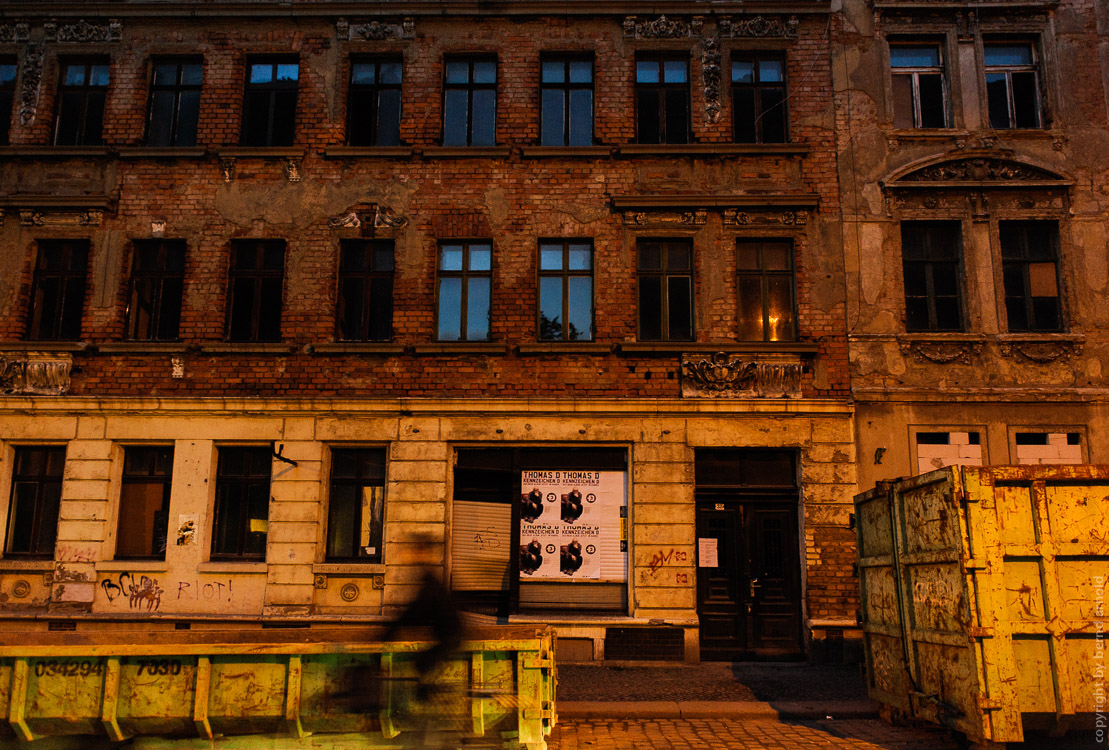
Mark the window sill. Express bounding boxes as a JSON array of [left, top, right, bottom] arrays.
[[323, 146, 414, 158], [198, 343, 297, 354], [0, 341, 89, 352], [421, 146, 513, 158], [96, 560, 168, 572], [116, 147, 207, 159], [218, 147, 306, 159], [886, 129, 969, 142], [0, 146, 112, 158], [411, 343, 510, 354], [309, 343, 407, 355], [617, 143, 809, 157], [997, 332, 1082, 343], [520, 146, 615, 158], [617, 342, 820, 356], [612, 193, 819, 209], [197, 562, 267, 574], [898, 333, 988, 342], [97, 342, 188, 354], [517, 343, 613, 355], [0, 559, 54, 571], [312, 563, 385, 575]]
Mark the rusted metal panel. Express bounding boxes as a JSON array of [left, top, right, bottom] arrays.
[[0, 627, 556, 749], [855, 465, 1109, 746]]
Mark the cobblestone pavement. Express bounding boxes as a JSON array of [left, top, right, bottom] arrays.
[[557, 663, 868, 702], [547, 719, 1104, 749], [546, 718, 959, 749]]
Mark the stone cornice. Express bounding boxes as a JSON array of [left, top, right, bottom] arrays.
[[0, 2, 831, 19]]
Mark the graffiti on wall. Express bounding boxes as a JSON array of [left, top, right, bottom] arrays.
[[100, 572, 164, 611]]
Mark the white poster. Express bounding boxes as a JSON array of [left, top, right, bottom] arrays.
[[519, 470, 624, 580], [698, 537, 719, 568]]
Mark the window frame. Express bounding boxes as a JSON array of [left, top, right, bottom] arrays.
[[145, 57, 203, 147], [210, 446, 271, 562], [226, 239, 285, 342], [539, 54, 594, 147], [435, 240, 493, 342], [346, 56, 403, 147], [735, 239, 797, 342], [115, 445, 174, 561], [336, 239, 394, 342], [441, 56, 498, 147], [636, 238, 694, 342], [0, 57, 17, 146], [54, 57, 111, 146], [999, 220, 1063, 333], [730, 53, 789, 144], [983, 40, 1043, 130], [537, 239, 594, 342], [126, 239, 186, 342], [27, 239, 88, 341], [889, 42, 950, 129], [635, 54, 691, 145], [899, 221, 966, 332], [240, 56, 299, 147], [324, 447, 386, 563], [4, 446, 65, 559]]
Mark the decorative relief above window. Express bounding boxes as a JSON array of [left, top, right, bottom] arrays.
[[0, 353, 72, 395], [681, 352, 803, 398], [998, 337, 1082, 363], [335, 18, 414, 41], [326, 204, 409, 231], [722, 208, 808, 226], [44, 20, 122, 43], [718, 16, 799, 39], [622, 209, 707, 227], [623, 15, 704, 39], [898, 339, 983, 365]]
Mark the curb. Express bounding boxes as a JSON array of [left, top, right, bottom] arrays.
[[557, 700, 880, 721]]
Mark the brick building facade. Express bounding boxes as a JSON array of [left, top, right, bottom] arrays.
[[1, 0, 850, 664]]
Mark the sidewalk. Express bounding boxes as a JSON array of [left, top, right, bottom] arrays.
[[556, 661, 880, 721]]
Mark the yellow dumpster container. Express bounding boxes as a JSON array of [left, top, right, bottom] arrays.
[[855, 465, 1108, 748], [0, 626, 556, 749]]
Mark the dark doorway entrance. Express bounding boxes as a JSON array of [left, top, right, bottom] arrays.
[[694, 450, 803, 661]]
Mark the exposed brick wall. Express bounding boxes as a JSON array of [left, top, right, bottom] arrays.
[[0, 12, 849, 401]]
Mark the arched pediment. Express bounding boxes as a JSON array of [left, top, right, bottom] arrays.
[[882, 152, 1072, 190]]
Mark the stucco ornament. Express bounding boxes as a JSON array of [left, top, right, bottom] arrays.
[[999, 340, 1082, 364], [623, 15, 700, 39], [719, 16, 799, 39], [681, 352, 803, 398], [19, 43, 43, 126], [622, 209, 707, 226], [327, 211, 361, 230], [702, 37, 722, 123], [0, 354, 72, 395], [19, 209, 103, 227], [339, 17, 415, 41], [904, 158, 1053, 182], [898, 340, 982, 365], [373, 205, 408, 228], [0, 23, 30, 43], [45, 19, 122, 43], [723, 208, 809, 226]]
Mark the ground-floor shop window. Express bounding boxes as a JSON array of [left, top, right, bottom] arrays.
[[450, 448, 627, 616]]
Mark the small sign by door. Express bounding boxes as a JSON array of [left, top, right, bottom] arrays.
[[698, 537, 719, 567], [714, 503, 725, 510]]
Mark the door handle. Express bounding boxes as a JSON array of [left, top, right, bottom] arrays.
[[748, 578, 760, 599]]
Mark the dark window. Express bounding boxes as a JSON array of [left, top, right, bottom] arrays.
[[347, 58, 402, 147], [0, 60, 16, 145], [637, 239, 693, 341], [28, 240, 88, 341], [985, 43, 1042, 129], [538, 240, 593, 341], [732, 55, 787, 143], [437, 241, 492, 341], [901, 222, 964, 331], [54, 59, 110, 146], [211, 447, 270, 560], [737, 240, 796, 341], [540, 56, 593, 147], [5, 447, 65, 558], [890, 44, 948, 128], [1000, 221, 1062, 332], [146, 59, 202, 147], [636, 56, 690, 144], [326, 448, 385, 562], [116, 446, 173, 560], [337, 240, 394, 341], [127, 240, 185, 341], [443, 58, 496, 147], [241, 58, 298, 147], [227, 240, 284, 342]]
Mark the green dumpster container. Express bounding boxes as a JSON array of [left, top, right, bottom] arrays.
[[855, 465, 1108, 748], [0, 626, 556, 749]]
